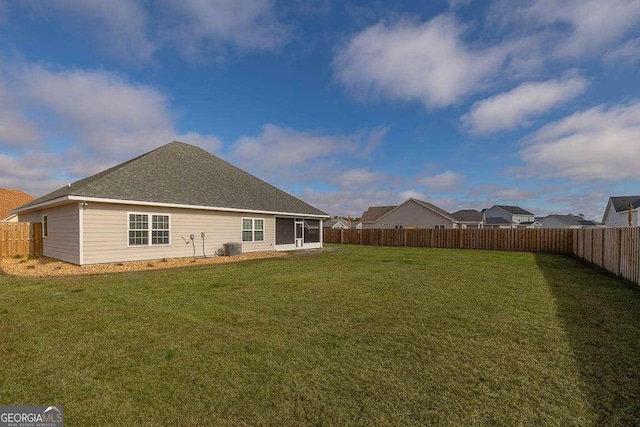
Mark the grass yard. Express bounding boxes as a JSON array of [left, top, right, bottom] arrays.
[[1, 245, 640, 426]]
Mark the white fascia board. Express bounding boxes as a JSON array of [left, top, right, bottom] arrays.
[[67, 196, 330, 218], [11, 196, 72, 214]]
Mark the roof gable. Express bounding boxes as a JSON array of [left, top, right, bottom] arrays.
[[610, 196, 640, 213], [361, 206, 396, 223], [412, 199, 455, 221], [366, 198, 455, 225], [17, 141, 327, 216]]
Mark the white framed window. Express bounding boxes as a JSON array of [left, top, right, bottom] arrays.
[[42, 214, 48, 238], [242, 218, 264, 242], [128, 213, 170, 246], [435, 224, 445, 229]]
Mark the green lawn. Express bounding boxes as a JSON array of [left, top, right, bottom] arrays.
[[1, 245, 639, 426]]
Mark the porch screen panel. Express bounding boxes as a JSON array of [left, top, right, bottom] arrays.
[[276, 218, 295, 245], [304, 220, 320, 243]]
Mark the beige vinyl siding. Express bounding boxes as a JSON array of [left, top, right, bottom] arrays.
[[484, 206, 512, 223], [19, 203, 80, 264], [82, 203, 275, 264], [363, 199, 455, 229], [17, 212, 39, 223]]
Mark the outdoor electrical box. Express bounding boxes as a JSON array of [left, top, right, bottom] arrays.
[[223, 242, 242, 257]]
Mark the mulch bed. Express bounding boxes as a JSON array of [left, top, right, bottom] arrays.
[[0, 251, 287, 277]]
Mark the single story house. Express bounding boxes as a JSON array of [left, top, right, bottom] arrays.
[[360, 198, 457, 229], [0, 189, 34, 222], [602, 196, 640, 227], [451, 209, 484, 228], [13, 141, 328, 265], [483, 205, 539, 228], [539, 214, 597, 229], [323, 218, 352, 229]]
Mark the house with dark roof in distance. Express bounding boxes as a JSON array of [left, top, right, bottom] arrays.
[[0, 189, 34, 222], [451, 209, 484, 228], [323, 218, 352, 229], [539, 214, 598, 229], [12, 141, 328, 265], [483, 205, 539, 228], [602, 196, 640, 227], [360, 199, 457, 229]]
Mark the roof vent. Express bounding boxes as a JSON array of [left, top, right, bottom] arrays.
[[68, 183, 72, 188]]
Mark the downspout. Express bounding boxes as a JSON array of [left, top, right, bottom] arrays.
[[78, 201, 86, 265]]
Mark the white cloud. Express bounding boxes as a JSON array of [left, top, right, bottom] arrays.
[[338, 168, 382, 186], [520, 101, 640, 180], [333, 16, 509, 108], [398, 189, 426, 201], [525, 0, 640, 58], [0, 80, 40, 148], [22, 66, 176, 158], [0, 63, 222, 195], [604, 37, 640, 66], [463, 185, 538, 211], [23, 0, 288, 63], [228, 124, 387, 181], [230, 123, 350, 169], [159, 0, 288, 60], [0, 109, 40, 148], [301, 187, 394, 218], [36, 0, 156, 63], [419, 170, 463, 190], [463, 74, 588, 134], [0, 151, 67, 195]]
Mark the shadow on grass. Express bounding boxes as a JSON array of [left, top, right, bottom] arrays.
[[534, 254, 640, 425]]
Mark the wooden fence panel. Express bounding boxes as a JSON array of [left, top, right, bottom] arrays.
[[0, 222, 40, 258]]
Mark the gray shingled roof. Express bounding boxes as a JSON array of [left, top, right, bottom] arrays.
[[18, 141, 327, 216], [361, 206, 396, 223], [495, 205, 534, 215], [546, 214, 597, 227], [451, 209, 484, 222], [610, 196, 640, 212]]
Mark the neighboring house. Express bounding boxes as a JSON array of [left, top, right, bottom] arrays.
[[451, 209, 484, 229], [360, 205, 396, 225], [484, 217, 513, 229], [484, 205, 538, 228], [13, 141, 328, 265], [323, 218, 351, 229], [602, 196, 640, 227], [540, 214, 597, 229], [0, 189, 34, 221], [360, 198, 457, 229]]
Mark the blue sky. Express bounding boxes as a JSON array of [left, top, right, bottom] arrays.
[[1, 0, 640, 220]]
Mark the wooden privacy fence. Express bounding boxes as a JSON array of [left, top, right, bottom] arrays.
[[573, 227, 640, 286], [324, 227, 640, 286], [324, 228, 574, 254], [0, 222, 42, 258]]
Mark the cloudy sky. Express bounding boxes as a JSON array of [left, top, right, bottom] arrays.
[[1, 0, 639, 220]]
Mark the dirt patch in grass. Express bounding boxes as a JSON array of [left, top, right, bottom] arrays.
[[0, 251, 287, 277]]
